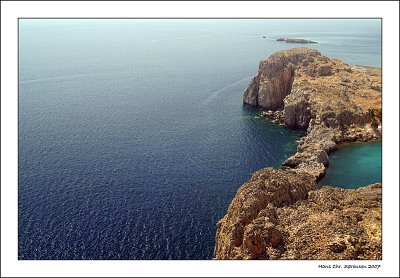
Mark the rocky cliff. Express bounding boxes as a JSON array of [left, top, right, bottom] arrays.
[[214, 168, 382, 260], [244, 48, 381, 179], [215, 48, 382, 260]]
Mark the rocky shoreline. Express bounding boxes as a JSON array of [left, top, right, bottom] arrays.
[[214, 48, 382, 260]]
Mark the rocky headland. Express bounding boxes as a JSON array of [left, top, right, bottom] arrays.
[[277, 38, 318, 44], [214, 48, 382, 260]]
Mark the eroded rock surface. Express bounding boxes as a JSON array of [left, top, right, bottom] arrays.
[[244, 48, 381, 179], [215, 48, 382, 260], [214, 168, 382, 260], [214, 168, 317, 259]]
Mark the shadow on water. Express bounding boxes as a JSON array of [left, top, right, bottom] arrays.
[[240, 105, 305, 167]]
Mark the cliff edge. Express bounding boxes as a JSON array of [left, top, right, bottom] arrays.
[[214, 167, 381, 259], [214, 48, 382, 260], [244, 48, 381, 179]]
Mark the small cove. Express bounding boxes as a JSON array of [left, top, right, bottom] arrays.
[[319, 140, 382, 189]]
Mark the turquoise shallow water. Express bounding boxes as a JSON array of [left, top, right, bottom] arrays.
[[319, 141, 382, 189]]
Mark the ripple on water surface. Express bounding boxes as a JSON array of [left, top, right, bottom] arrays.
[[19, 19, 382, 260]]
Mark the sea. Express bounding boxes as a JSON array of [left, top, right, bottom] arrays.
[[18, 19, 382, 259], [319, 141, 382, 189]]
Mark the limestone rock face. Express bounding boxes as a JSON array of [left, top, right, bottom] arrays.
[[244, 48, 321, 110], [214, 168, 317, 259], [216, 49, 382, 260], [244, 48, 381, 180], [243, 76, 259, 106], [244, 48, 382, 131], [257, 63, 294, 109], [283, 89, 311, 129], [214, 178, 382, 260]]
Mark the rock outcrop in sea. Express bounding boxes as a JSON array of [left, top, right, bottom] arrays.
[[214, 48, 382, 260], [244, 48, 381, 179], [277, 38, 318, 44]]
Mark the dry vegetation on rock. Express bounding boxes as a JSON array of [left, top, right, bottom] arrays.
[[215, 48, 382, 260]]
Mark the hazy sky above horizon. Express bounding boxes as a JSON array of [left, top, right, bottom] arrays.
[[19, 18, 381, 34]]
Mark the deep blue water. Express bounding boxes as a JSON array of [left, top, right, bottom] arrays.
[[19, 19, 381, 259]]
